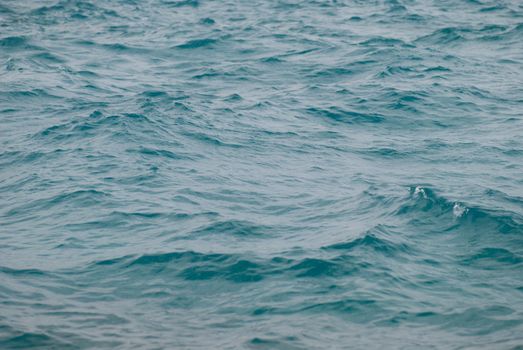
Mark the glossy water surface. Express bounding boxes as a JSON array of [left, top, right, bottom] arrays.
[[1, 0, 523, 349]]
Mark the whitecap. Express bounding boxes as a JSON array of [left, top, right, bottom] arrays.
[[453, 202, 468, 218], [414, 186, 427, 199]]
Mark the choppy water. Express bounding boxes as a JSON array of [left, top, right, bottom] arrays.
[[1, 0, 523, 348]]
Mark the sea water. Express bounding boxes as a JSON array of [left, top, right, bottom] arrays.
[[1, 0, 523, 349]]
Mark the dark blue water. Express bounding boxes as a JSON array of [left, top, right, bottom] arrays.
[[1, 0, 523, 348]]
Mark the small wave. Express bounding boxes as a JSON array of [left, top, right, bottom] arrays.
[[0, 266, 47, 277], [30, 2, 121, 19], [1, 88, 60, 101], [192, 220, 268, 237], [299, 298, 384, 323], [90, 249, 379, 283], [30, 52, 66, 64], [479, 4, 507, 13], [415, 27, 468, 45], [461, 248, 523, 269], [199, 17, 215, 25], [5, 189, 109, 218], [415, 24, 523, 46], [479, 23, 523, 42], [0, 36, 31, 49], [376, 65, 415, 78], [399, 186, 523, 237], [307, 107, 384, 124], [111, 251, 266, 283], [35, 111, 165, 144], [380, 306, 521, 335], [0, 3, 14, 13], [176, 38, 217, 49], [180, 130, 242, 148], [259, 56, 284, 63], [288, 257, 356, 278], [126, 146, 188, 160], [399, 186, 462, 218], [248, 336, 303, 349], [0, 332, 62, 350], [359, 37, 413, 48], [324, 225, 411, 257], [163, 0, 199, 7]]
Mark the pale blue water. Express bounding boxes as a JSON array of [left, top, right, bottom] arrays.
[[1, 0, 523, 349]]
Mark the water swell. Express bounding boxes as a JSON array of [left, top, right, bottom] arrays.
[[84, 227, 415, 285], [400, 186, 523, 236]]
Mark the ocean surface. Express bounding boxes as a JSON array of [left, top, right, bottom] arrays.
[[1, 0, 523, 349]]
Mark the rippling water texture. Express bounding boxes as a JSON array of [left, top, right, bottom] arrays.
[[1, 0, 523, 348]]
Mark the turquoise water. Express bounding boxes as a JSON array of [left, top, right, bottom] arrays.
[[1, 0, 523, 348]]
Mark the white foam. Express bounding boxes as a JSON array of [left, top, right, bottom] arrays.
[[414, 186, 427, 199], [453, 202, 468, 218]]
